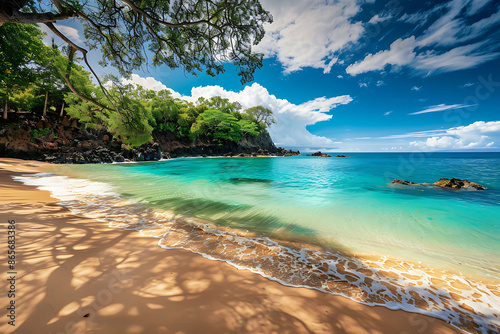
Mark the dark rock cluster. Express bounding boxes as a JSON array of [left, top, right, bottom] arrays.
[[433, 178, 486, 190], [307, 151, 331, 157], [390, 178, 486, 190]]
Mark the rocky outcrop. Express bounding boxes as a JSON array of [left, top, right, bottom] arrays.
[[307, 151, 331, 157], [390, 178, 486, 190], [45, 146, 125, 164], [336, 155, 349, 158], [155, 130, 299, 158], [1, 114, 299, 163], [122, 142, 162, 162], [391, 179, 418, 185], [433, 178, 486, 190]]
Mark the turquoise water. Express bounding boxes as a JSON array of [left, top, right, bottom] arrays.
[[52, 152, 500, 278], [19, 152, 500, 333]]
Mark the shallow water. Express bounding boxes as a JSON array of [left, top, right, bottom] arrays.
[[15, 152, 500, 333]]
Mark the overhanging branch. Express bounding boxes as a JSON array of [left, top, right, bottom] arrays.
[[0, 10, 75, 26], [44, 22, 119, 113]]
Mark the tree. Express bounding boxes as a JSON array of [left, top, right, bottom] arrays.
[[9, 84, 44, 112], [0, 23, 46, 119], [244, 105, 275, 127], [149, 91, 181, 133], [198, 96, 242, 113], [1, 1, 272, 86], [34, 39, 68, 118], [237, 119, 259, 136], [191, 109, 242, 143]]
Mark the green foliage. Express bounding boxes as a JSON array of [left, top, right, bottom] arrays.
[[30, 128, 51, 138], [0, 24, 71, 117], [191, 109, 242, 143], [244, 106, 275, 127], [106, 94, 154, 146], [0, 23, 46, 96], [237, 119, 260, 136], [9, 84, 44, 111], [197, 96, 242, 113]]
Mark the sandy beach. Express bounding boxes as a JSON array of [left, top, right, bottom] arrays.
[[0, 158, 462, 334]]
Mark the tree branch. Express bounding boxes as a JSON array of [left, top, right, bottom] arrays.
[[44, 22, 120, 113], [0, 10, 75, 26], [121, 0, 221, 28]]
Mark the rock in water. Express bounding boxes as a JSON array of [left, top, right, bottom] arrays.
[[336, 155, 349, 157], [433, 178, 486, 190], [307, 151, 331, 157], [391, 179, 418, 185]]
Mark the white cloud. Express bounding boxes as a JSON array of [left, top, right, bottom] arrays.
[[357, 129, 448, 140], [409, 103, 474, 115], [398, 4, 447, 28], [384, 111, 393, 116], [255, 0, 364, 73], [413, 42, 500, 76], [447, 120, 500, 138], [411, 86, 422, 91], [123, 74, 167, 91], [410, 121, 500, 150], [346, 36, 417, 75], [368, 13, 393, 24], [468, 0, 493, 15], [56, 24, 82, 43], [359, 82, 368, 88], [39, 23, 82, 45], [120, 74, 184, 99], [348, 0, 500, 76]]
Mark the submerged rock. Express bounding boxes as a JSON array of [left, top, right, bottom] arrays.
[[336, 155, 349, 157], [433, 178, 486, 190]]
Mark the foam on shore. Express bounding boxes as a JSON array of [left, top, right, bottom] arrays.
[[14, 172, 500, 334]]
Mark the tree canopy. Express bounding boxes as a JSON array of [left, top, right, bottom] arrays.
[[0, 0, 272, 85], [244, 105, 275, 127]]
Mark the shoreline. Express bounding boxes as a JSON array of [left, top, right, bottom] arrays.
[[0, 158, 463, 333]]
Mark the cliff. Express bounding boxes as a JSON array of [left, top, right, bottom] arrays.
[[0, 113, 299, 163]]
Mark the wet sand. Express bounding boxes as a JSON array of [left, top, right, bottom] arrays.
[[0, 158, 461, 334]]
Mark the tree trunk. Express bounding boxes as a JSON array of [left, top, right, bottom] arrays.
[[3, 98, 7, 120], [43, 90, 48, 118], [59, 102, 65, 117]]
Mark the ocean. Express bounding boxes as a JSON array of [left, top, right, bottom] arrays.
[[15, 152, 500, 333]]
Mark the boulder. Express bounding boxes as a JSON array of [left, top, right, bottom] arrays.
[[336, 155, 349, 158], [390, 178, 486, 190], [433, 178, 486, 190], [391, 179, 418, 185], [307, 151, 331, 157]]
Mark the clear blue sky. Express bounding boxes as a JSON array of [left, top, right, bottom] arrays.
[[42, 0, 500, 152]]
